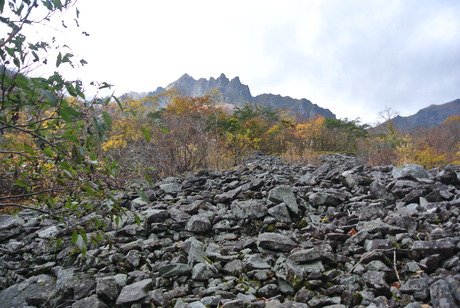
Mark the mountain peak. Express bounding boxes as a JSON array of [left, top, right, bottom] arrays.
[[148, 73, 336, 119]]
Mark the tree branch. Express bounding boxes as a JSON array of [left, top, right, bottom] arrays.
[[0, 1, 38, 49]]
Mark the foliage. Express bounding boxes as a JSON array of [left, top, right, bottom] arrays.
[[0, 0, 123, 252]]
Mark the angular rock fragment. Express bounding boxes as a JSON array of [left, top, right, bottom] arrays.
[[257, 232, 297, 252], [115, 278, 152, 306]]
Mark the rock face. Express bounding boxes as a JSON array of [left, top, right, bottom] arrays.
[[147, 73, 336, 119], [1, 153, 460, 307]]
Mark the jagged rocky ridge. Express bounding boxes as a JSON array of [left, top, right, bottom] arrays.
[[144, 73, 336, 119], [1, 154, 460, 307]]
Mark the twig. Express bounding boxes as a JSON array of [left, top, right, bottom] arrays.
[[394, 249, 402, 285], [0, 189, 62, 201], [334, 247, 410, 281], [0, 202, 62, 220]]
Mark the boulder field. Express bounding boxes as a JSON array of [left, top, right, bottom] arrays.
[[1, 153, 459, 307]]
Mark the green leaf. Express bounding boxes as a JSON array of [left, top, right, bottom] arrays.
[[81, 246, 87, 258], [55, 237, 63, 251], [71, 230, 78, 244], [65, 82, 77, 97], [98, 82, 112, 89], [14, 179, 28, 187], [113, 95, 124, 111], [102, 113, 112, 128], [0, 0, 5, 13], [42, 90, 58, 105], [53, 0, 62, 10], [141, 126, 152, 142], [134, 214, 141, 227], [144, 173, 153, 187], [42, 147, 54, 157], [80, 230, 88, 245], [59, 106, 80, 121], [137, 190, 149, 203]]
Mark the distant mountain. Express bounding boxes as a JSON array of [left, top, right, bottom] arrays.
[[138, 73, 336, 119], [391, 99, 460, 130]]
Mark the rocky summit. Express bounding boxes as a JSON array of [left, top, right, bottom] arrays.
[[1, 153, 460, 308]]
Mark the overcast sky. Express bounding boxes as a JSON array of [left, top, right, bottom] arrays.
[[30, 0, 460, 124]]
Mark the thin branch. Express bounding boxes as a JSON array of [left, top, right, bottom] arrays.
[[0, 189, 62, 201], [0, 1, 38, 49], [0, 119, 69, 156], [393, 249, 402, 285], [0, 202, 62, 220]]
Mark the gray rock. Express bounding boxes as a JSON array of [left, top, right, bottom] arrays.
[[143, 209, 169, 223], [430, 279, 458, 308], [299, 260, 324, 274], [160, 182, 182, 194], [56, 267, 74, 291], [362, 271, 388, 290], [268, 203, 292, 223], [258, 232, 297, 252], [159, 263, 192, 278], [223, 260, 244, 275], [186, 213, 212, 233], [221, 299, 244, 308], [370, 181, 395, 201], [115, 278, 152, 305], [192, 262, 218, 280], [400, 278, 431, 300], [392, 164, 429, 179], [230, 200, 268, 219], [183, 237, 207, 265], [37, 225, 59, 239], [244, 255, 271, 270], [268, 185, 299, 215], [412, 241, 454, 259], [0, 274, 56, 308], [0, 215, 24, 230], [96, 277, 119, 302], [289, 244, 334, 262], [72, 295, 109, 308], [257, 283, 279, 298], [308, 192, 341, 206]]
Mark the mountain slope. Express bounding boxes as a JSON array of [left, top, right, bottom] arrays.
[[391, 99, 460, 130], [145, 73, 336, 119]]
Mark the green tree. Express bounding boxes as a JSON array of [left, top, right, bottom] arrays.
[[0, 0, 116, 223]]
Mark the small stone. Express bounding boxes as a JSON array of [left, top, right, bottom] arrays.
[[96, 277, 119, 302], [362, 271, 388, 291], [289, 244, 334, 262], [159, 263, 192, 278], [257, 283, 279, 298], [230, 200, 268, 219], [392, 164, 429, 179], [115, 278, 152, 305], [268, 185, 299, 215], [412, 241, 454, 259], [192, 262, 218, 280], [258, 232, 297, 252], [186, 214, 212, 233], [72, 295, 109, 308], [429, 279, 457, 308], [37, 226, 59, 239]]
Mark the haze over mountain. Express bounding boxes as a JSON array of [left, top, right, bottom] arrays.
[[139, 73, 336, 119]]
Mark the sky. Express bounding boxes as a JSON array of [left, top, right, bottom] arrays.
[[19, 0, 460, 124]]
